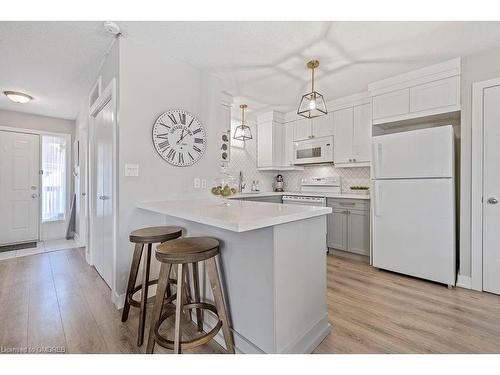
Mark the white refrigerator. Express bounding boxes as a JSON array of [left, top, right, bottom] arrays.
[[372, 125, 456, 286]]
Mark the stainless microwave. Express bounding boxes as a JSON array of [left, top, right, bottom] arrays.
[[293, 136, 334, 165]]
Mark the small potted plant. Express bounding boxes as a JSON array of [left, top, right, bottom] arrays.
[[350, 185, 370, 195]]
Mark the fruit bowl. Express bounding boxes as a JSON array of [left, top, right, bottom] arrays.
[[211, 172, 237, 205]]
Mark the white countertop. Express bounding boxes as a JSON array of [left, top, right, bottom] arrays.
[[230, 191, 370, 200], [137, 198, 332, 232]]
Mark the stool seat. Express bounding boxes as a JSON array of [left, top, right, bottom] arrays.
[[129, 226, 183, 244], [156, 237, 219, 263]]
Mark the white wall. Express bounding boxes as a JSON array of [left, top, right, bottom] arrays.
[[459, 46, 500, 278], [0, 109, 75, 136], [115, 38, 226, 296]]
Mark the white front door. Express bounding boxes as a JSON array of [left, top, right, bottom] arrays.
[[92, 98, 114, 287], [0, 131, 40, 245], [482, 85, 500, 294]]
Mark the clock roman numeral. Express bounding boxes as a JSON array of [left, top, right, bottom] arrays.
[[158, 122, 171, 130], [167, 114, 178, 125], [179, 113, 186, 125], [188, 152, 194, 161], [166, 148, 176, 160], [192, 128, 201, 135], [178, 153, 184, 164], [188, 118, 194, 127], [194, 138, 204, 144], [193, 145, 202, 153], [156, 133, 169, 139], [158, 140, 170, 150]]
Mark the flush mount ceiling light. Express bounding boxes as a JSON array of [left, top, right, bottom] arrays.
[[234, 104, 253, 141], [4, 91, 33, 104], [297, 60, 327, 119]]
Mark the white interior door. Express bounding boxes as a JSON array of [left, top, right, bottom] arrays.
[[92, 98, 114, 287], [0, 131, 40, 245], [482, 85, 500, 294]]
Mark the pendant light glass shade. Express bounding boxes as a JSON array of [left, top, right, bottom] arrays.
[[297, 60, 327, 119], [234, 104, 253, 141]]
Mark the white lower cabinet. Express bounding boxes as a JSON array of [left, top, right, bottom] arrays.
[[327, 198, 370, 256]]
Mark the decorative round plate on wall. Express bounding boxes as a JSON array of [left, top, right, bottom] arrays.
[[152, 109, 207, 167]]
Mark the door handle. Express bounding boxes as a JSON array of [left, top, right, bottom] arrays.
[[487, 197, 498, 204], [31, 193, 38, 198]]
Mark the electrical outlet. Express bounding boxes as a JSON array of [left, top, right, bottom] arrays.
[[201, 179, 207, 188], [125, 163, 139, 177], [194, 178, 201, 189]]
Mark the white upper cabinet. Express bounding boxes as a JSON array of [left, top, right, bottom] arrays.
[[256, 111, 303, 171], [333, 107, 353, 165], [409, 76, 459, 113], [372, 88, 409, 120], [311, 113, 334, 138], [293, 118, 312, 141], [352, 103, 371, 163], [369, 57, 461, 125]]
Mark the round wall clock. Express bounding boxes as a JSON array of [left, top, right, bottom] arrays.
[[152, 109, 207, 167]]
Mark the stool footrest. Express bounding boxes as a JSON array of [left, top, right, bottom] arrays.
[[126, 278, 177, 308], [153, 302, 222, 350]]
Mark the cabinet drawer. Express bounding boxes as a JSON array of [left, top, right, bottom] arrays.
[[409, 76, 459, 113], [372, 88, 410, 120], [327, 198, 369, 211]]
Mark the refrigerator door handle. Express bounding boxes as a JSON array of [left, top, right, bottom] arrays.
[[373, 181, 381, 217], [373, 142, 382, 178]]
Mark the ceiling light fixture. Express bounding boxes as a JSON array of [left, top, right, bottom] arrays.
[[4, 91, 33, 104], [233, 104, 253, 141], [297, 60, 327, 119]]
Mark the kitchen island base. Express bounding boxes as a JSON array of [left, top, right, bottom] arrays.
[[144, 212, 330, 354]]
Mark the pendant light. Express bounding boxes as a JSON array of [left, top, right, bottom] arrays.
[[4, 91, 33, 104], [233, 104, 252, 141], [297, 60, 327, 119]]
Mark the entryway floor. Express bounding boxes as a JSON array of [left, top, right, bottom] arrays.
[[0, 239, 78, 261], [1, 248, 500, 354]]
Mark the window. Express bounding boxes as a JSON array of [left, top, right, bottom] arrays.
[[42, 135, 67, 222]]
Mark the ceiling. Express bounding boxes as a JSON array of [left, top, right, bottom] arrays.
[[0, 21, 114, 119], [2, 21, 500, 120]]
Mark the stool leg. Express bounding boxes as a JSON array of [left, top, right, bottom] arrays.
[[183, 267, 193, 322], [122, 243, 143, 322], [137, 243, 152, 346], [191, 262, 204, 332], [146, 262, 171, 354], [174, 263, 185, 354], [206, 257, 235, 354]]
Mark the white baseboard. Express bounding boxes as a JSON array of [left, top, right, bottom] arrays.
[[456, 274, 472, 289], [112, 292, 126, 309]]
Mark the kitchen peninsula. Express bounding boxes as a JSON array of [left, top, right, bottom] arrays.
[[137, 198, 332, 354]]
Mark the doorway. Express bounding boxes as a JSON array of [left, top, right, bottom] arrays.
[[0, 130, 40, 245], [88, 79, 116, 291], [472, 77, 500, 294]]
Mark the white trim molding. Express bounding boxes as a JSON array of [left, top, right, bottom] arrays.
[[456, 274, 472, 290], [471, 76, 500, 292]]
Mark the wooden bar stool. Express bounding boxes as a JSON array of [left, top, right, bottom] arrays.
[[122, 226, 183, 346], [146, 237, 235, 354]]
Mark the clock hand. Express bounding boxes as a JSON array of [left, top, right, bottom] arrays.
[[176, 129, 185, 144]]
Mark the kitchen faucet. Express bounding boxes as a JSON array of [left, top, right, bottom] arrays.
[[239, 171, 246, 193]]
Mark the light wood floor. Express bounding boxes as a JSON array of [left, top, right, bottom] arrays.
[[1, 248, 500, 353]]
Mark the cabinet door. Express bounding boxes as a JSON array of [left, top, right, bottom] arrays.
[[409, 76, 459, 113], [347, 209, 370, 256], [372, 88, 410, 120], [283, 124, 295, 166], [327, 209, 347, 251], [311, 113, 334, 138], [352, 103, 371, 163], [293, 118, 312, 141], [257, 121, 273, 167], [333, 107, 353, 164]]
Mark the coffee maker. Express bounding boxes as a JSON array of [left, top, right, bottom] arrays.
[[274, 174, 284, 192]]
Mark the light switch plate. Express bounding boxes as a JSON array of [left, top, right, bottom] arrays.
[[125, 163, 139, 177], [201, 179, 207, 188], [194, 178, 201, 189]]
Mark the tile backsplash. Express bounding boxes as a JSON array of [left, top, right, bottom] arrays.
[[226, 122, 370, 193]]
